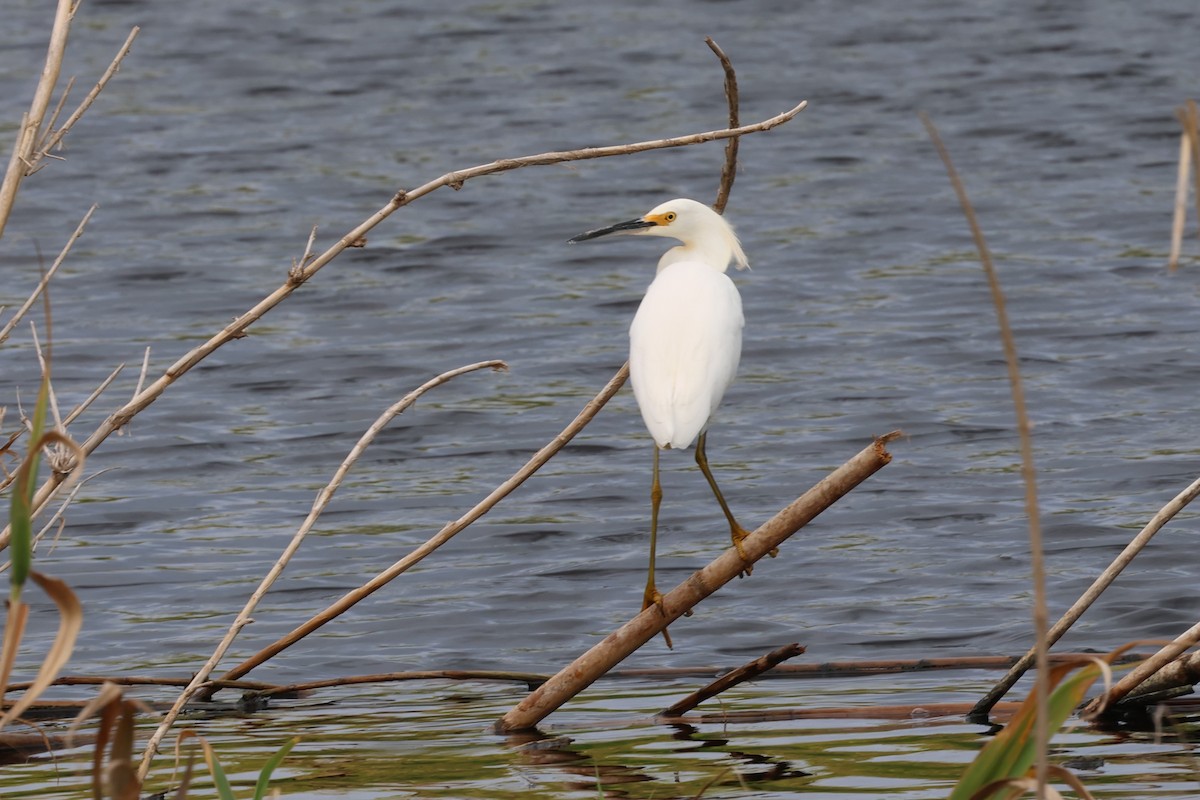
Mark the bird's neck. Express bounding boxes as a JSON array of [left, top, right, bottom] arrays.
[[655, 233, 733, 274]]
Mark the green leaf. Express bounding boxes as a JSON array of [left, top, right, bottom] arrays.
[[252, 737, 298, 800], [951, 659, 1101, 799], [198, 737, 237, 800], [8, 378, 47, 601]]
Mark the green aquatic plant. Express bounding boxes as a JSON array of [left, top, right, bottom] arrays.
[[950, 658, 1105, 800]]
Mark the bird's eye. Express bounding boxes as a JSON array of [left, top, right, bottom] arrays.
[[664, 212, 676, 222]]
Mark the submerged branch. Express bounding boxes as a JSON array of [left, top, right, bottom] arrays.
[[659, 643, 805, 718]]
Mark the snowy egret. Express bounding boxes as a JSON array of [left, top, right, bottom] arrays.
[[569, 198, 755, 631]]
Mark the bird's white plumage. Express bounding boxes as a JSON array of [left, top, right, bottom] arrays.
[[630, 260, 743, 449], [568, 196, 754, 627]]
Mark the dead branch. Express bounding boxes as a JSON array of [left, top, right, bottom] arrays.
[[205, 363, 631, 693], [695, 700, 1026, 725], [972, 473, 1200, 717], [136, 360, 507, 777], [1107, 648, 1200, 707], [6, 650, 1152, 702], [0, 101, 807, 555], [1085, 623, 1200, 716], [33, 27, 141, 162], [705, 36, 740, 214], [0, 204, 97, 346], [0, 0, 75, 238], [494, 432, 899, 733], [659, 643, 805, 718], [248, 670, 553, 698]]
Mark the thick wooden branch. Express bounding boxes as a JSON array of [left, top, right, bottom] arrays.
[[494, 433, 899, 733]]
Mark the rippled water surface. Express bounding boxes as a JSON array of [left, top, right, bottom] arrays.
[[3, 0, 1200, 796]]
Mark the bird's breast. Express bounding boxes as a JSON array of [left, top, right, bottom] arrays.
[[628, 261, 744, 449]]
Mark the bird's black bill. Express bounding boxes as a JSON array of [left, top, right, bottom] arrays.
[[567, 217, 655, 243]]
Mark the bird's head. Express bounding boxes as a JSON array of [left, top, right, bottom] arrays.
[[569, 197, 749, 272]]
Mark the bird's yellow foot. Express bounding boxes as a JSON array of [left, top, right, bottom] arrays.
[[642, 586, 665, 613], [731, 524, 754, 576], [641, 586, 673, 648]]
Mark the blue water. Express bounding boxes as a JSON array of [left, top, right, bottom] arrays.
[[2, 1, 1200, 796]]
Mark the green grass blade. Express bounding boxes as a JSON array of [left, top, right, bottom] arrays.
[[9, 376, 49, 601], [252, 737, 298, 800]]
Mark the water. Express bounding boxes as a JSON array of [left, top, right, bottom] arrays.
[[2, 0, 1200, 796]]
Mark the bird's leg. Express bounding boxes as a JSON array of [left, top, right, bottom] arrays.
[[644, 445, 672, 649], [694, 432, 775, 575]]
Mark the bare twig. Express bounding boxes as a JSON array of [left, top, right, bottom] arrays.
[[0, 101, 808, 554], [34, 27, 141, 161], [30, 325, 64, 433], [288, 225, 319, 282], [921, 113, 1048, 797], [64, 363, 126, 429], [494, 433, 899, 733], [36, 75, 74, 159], [135, 360, 507, 777], [1181, 101, 1200, 242], [705, 37, 740, 215], [0, 361, 121, 496], [0, 204, 97, 346], [0, 0, 76, 238], [659, 643, 805, 718], [972, 473, 1200, 717], [206, 363, 633, 693]]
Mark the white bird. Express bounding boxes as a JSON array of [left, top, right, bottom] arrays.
[[570, 198, 754, 642]]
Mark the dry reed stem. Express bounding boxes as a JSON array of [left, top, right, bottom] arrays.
[[658, 643, 805, 718], [206, 363, 632, 694], [1168, 131, 1191, 272], [64, 363, 126, 430], [0, 102, 807, 555], [39, 76, 74, 157], [135, 360, 507, 778], [705, 36, 739, 215], [494, 433, 899, 733], [973, 473, 1200, 717], [921, 113, 1049, 796], [0, 0, 75, 239], [0, 204, 97, 346], [1181, 101, 1200, 242], [33, 27, 140, 162]]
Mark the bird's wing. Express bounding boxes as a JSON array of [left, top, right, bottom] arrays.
[[629, 262, 744, 449]]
